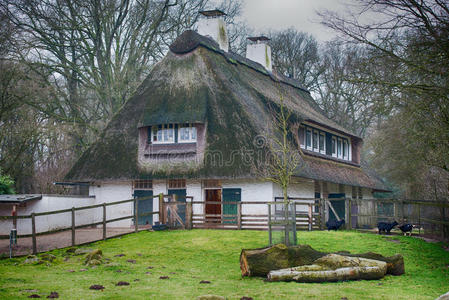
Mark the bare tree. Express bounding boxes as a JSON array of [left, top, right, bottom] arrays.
[[261, 92, 302, 245], [269, 29, 322, 93], [320, 0, 449, 195]]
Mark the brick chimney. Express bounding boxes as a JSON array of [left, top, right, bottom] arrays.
[[246, 36, 272, 72], [197, 10, 229, 52]]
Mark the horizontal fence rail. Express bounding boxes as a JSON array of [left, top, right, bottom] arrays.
[[2, 194, 448, 257]]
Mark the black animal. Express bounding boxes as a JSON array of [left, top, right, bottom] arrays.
[[326, 219, 345, 231], [377, 221, 398, 234], [399, 224, 413, 236]]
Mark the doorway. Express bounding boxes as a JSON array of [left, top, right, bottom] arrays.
[[133, 190, 153, 225], [205, 189, 221, 223], [328, 193, 346, 223]]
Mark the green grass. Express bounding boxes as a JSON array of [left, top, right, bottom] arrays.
[[0, 230, 448, 299]]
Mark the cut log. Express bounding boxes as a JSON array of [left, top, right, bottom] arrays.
[[240, 244, 404, 277], [267, 254, 388, 282]]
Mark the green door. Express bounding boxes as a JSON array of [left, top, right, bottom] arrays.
[[222, 188, 241, 224], [328, 193, 345, 223], [168, 189, 187, 224], [134, 190, 153, 225]]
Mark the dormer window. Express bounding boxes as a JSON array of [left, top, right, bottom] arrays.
[[300, 124, 352, 162], [152, 124, 174, 144], [178, 124, 197, 143]]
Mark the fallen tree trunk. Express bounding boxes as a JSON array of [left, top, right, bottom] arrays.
[[240, 244, 404, 277], [267, 254, 388, 282]]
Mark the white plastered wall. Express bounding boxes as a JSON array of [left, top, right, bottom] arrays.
[[0, 195, 96, 235], [89, 181, 133, 227]]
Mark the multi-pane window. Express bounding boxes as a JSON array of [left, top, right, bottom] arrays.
[[152, 124, 174, 144], [178, 124, 197, 143], [169, 179, 186, 189], [150, 124, 197, 144], [301, 125, 350, 161], [134, 180, 153, 190]]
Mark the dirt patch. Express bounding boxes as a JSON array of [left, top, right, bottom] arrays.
[[89, 285, 105, 290], [47, 291, 59, 298], [200, 280, 211, 284], [28, 295, 40, 298], [159, 276, 169, 279], [240, 297, 253, 300], [115, 254, 125, 257], [116, 281, 130, 286], [126, 259, 136, 264]]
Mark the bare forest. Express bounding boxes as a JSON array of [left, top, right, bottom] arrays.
[[0, 0, 448, 200]]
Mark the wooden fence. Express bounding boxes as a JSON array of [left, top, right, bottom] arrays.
[[0, 195, 160, 254], [2, 195, 448, 256]]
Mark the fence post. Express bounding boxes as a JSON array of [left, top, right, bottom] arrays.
[[318, 198, 323, 230], [71, 207, 75, 246], [292, 202, 297, 245], [186, 201, 192, 230], [102, 203, 106, 240], [268, 204, 272, 246], [237, 202, 242, 230], [134, 198, 138, 233], [31, 213, 37, 254], [308, 203, 312, 231], [348, 198, 352, 229], [158, 193, 164, 224], [401, 200, 405, 224]]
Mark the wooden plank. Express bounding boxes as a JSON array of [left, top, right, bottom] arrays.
[[308, 204, 312, 231], [237, 202, 242, 230], [186, 202, 192, 230], [326, 200, 341, 221], [31, 213, 37, 254]]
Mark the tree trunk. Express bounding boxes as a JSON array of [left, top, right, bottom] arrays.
[[267, 254, 388, 282], [240, 244, 404, 277]]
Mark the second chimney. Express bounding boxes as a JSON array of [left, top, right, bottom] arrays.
[[246, 36, 272, 72], [197, 10, 229, 52]]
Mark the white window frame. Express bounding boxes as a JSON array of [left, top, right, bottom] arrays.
[[152, 124, 175, 144], [178, 124, 197, 143], [306, 128, 312, 150], [319, 132, 326, 154], [331, 136, 337, 158]]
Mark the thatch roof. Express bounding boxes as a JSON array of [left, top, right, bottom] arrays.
[[65, 30, 386, 190]]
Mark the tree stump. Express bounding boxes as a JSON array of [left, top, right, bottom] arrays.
[[240, 244, 404, 277]]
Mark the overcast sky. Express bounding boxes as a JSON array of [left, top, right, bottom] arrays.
[[239, 0, 358, 42]]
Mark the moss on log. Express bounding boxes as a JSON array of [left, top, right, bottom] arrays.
[[240, 244, 404, 277]]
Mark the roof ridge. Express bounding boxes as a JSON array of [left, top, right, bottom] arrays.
[[169, 30, 311, 93]]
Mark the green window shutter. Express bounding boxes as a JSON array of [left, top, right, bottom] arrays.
[[325, 132, 332, 155], [174, 124, 178, 143]]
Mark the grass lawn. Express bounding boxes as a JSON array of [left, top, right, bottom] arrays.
[[0, 230, 448, 299]]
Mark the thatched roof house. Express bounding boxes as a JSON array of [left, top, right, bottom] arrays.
[[65, 10, 387, 227]]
